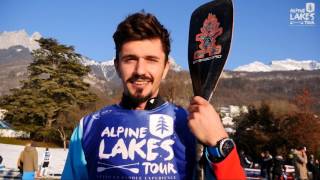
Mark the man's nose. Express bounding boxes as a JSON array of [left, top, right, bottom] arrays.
[[134, 58, 146, 75]]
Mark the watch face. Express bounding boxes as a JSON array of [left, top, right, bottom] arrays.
[[221, 139, 235, 157], [205, 138, 235, 163]]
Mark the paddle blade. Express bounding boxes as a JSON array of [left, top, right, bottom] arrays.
[[188, 0, 233, 101]]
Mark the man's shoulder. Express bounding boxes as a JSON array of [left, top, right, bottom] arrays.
[[167, 102, 184, 109], [167, 102, 188, 116], [81, 104, 119, 131], [82, 103, 185, 120], [81, 103, 188, 127], [82, 104, 118, 121]]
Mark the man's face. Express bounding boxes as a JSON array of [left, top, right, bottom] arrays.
[[115, 38, 169, 103]]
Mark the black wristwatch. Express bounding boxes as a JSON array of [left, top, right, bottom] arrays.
[[205, 138, 235, 163]]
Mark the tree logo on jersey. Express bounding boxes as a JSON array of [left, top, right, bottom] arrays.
[[149, 114, 173, 139], [98, 114, 177, 177], [156, 116, 169, 134], [193, 13, 223, 63]]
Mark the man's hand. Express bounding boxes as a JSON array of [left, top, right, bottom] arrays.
[[187, 96, 228, 146]]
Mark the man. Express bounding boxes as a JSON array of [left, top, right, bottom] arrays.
[[240, 150, 253, 168], [62, 12, 245, 179], [0, 155, 4, 169], [293, 147, 308, 180], [263, 150, 273, 180], [17, 142, 38, 180], [40, 147, 51, 177]]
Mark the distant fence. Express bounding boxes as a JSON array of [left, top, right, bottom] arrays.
[[0, 168, 61, 180], [245, 165, 295, 180]]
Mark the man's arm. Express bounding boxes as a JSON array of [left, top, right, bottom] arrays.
[[188, 96, 245, 179], [17, 152, 23, 168], [62, 119, 89, 180], [209, 148, 245, 179], [34, 149, 38, 171], [295, 151, 307, 164]]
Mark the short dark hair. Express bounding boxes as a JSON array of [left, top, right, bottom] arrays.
[[297, 146, 306, 151], [113, 12, 171, 62]]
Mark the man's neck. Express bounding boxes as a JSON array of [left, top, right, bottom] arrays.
[[135, 102, 148, 110], [119, 94, 165, 110]]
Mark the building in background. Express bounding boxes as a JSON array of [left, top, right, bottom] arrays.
[[0, 109, 30, 138], [219, 105, 248, 134]]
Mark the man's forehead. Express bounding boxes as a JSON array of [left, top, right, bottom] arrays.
[[119, 39, 165, 57]]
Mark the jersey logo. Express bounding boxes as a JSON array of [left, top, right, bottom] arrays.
[[149, 114, 173, 139], [194, 13, 223, 63]]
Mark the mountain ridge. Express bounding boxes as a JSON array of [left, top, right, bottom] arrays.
[[2, 30, 319, 73], [234, 59, 320, 72], [0, 30, 41, 51]]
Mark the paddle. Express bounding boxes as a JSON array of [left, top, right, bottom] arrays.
[[188, 0, 234, 179]]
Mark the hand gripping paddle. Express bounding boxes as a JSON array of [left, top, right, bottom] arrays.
[[188, 0, 233, 179]]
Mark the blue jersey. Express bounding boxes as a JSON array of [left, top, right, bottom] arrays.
[[62, 102, 197, 180]]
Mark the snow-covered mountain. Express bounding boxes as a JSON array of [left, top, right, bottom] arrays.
[[234, 59, 320, 72], [168, 57, 183, 72], [0, 30, 41, 51], [234, 61, 272, 72], [79, 57, 119, 82]]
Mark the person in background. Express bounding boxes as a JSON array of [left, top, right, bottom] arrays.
[[0, 155, 5, 169], [307, 154, 315, 179], [272, 150, 285, 180], [17, 142, 38, 180], [293, 146, 308, 180], [314, 159, 320, 180], [39, 147, 51, 177], [263, 150, 273, 180], [260, 151, 267, 178], [307, 154, 320, 180], [239, 150, 253, 168]]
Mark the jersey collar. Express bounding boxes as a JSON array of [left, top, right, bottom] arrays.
[[119, 94, 165, 110]]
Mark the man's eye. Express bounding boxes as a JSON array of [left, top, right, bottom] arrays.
[[122, 58, 136, 62], [146, 58, 159, 62]]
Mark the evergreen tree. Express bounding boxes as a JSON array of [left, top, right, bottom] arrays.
[[0, 38, 97, 147]]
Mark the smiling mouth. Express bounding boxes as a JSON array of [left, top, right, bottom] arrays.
[[127, 74, 153, 88], [131, 80, 150, 86]]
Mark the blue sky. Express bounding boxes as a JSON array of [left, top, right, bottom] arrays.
[[0, 0, 319, 70]]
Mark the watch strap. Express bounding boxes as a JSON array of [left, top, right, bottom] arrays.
[[205, 146, 222, 163], [205, 138, 235, 163]]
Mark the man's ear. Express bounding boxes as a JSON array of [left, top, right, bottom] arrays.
[[162, 60, 170, 80], [114, 58, 121, 77]]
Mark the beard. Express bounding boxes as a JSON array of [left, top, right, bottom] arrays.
[[124, 74, 154, 105], [126, 89, 153, 105]]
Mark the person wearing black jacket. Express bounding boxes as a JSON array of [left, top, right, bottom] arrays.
[[307, 155, 320, 180], [264, 151, 273, 180], [272, 154, 285, 180]]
